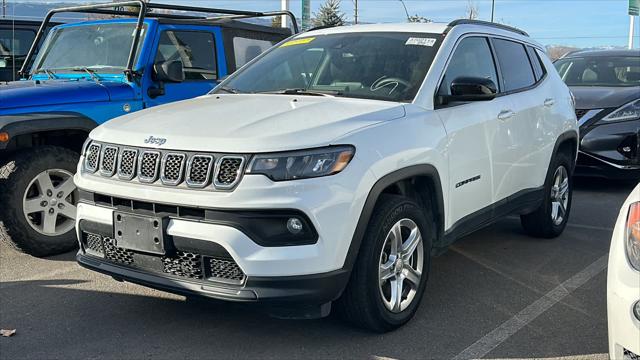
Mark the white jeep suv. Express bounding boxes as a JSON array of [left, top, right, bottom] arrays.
[[74, 20, 578, 331]]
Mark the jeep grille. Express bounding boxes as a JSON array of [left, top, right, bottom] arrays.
[[99, 146, 118, 177], [84, 143, 101, 173]]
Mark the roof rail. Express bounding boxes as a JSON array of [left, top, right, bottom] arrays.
[[19, 1, 299, 80], [447, 19, 529, 37]]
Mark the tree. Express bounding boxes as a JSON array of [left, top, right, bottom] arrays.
[[313, 0, 346, 27], [408, 15, 432, 23]]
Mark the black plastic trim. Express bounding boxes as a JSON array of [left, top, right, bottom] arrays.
[[0, 112, 96, 150], [77, 253, 349, 304]]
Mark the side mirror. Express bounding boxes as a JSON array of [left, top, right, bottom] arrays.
[[446, 76, 497, 103], [154, 60, 184, 83]]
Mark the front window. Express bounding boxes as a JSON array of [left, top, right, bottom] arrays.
[[33, 22, 147, 74], [217, 32, 442, 102], [554, 56, 640, 87]]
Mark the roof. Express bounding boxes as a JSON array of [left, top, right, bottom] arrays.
[[563, 49, 640, 58], [303, 22, 450, 37]]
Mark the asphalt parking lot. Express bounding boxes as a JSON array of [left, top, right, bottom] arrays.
[[0, 178, 636, 360]]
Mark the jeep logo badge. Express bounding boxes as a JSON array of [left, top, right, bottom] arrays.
[[144, 136, 167, 146]]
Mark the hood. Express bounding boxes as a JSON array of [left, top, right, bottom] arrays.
[[0, 78, 135, 111], [570, 86, 640, 110], [92, 94, 406, 153]]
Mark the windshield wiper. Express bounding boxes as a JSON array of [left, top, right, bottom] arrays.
[[34, 68, 57, 80], [257, 88, 343, 97], [217, 86, 242, 94], [72, 67, 100, 84]]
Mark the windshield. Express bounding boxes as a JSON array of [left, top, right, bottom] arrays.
[[33, 22, 147, 74], [217, 32, 442, 102], [0, 29, 36, 57], [554, 55, 640, 87]]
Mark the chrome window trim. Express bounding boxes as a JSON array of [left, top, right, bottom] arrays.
[[213, 155, 246, 190], [185, 154, 214, 188], [99, 145, 119, 177], [117, 148, 139, 181], [138, 150, 161, 183], [160, 152, 187, 186]]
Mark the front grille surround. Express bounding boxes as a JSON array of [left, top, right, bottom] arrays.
[[138, 151, 161, 183], [117, 148, 138, 180], [99, 145, 119, 177], [160, 152, 186, 186], [84, 143, 101, 173], [214, 156, 245, 189], [84, 142, 249, 191]]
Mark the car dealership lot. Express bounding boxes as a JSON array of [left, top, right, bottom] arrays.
[[0, 178, 635, 360]]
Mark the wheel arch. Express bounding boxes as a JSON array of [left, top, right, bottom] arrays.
[[551, 130, 579, 173], [343, 164, 445, 271], [0, 112, 97, 154]]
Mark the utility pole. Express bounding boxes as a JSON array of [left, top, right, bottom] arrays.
[[280, 0, 289, 29], [630, 15, 636, 49], [353, 0, 358, 24], [2, 0, 6, 19], [491, 0, 495, 22]]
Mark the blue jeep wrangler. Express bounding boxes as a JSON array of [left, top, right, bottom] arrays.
[[0, 1, 297, 256]]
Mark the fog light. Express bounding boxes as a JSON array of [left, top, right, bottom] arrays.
[[287, 218, 303, 235], [633, 301, 640, 322]]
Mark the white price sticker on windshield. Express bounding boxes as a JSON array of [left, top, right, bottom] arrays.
[[405, 37, 436, 47]]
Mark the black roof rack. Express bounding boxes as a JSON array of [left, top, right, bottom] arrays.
[[19, 0, 299, 79], [447, 19, 529, 37]]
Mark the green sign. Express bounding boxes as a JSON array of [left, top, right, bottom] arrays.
[[631, 0, 640, 16]]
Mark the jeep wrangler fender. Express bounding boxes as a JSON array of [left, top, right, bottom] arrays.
[[0, 112, 97, 152]]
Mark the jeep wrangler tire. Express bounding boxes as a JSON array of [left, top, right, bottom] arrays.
[[0, 146, 80, 257]]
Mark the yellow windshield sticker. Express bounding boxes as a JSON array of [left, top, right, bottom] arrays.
[[280, 37, 316, 48]]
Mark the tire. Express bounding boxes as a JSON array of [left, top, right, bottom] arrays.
[[521, 150, 573, 238], [338, 194, 435, 332], [0, 146, 80, 257]]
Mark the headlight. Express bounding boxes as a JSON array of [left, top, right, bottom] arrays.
[[246, 146, 355, 181], [625, 202, 640, 271], [600, 99, 640, 123]]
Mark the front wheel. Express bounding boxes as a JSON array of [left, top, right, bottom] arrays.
[[0, 146, 80, 256], [338, 194, 434, 332], [521, 151, 573, 238]]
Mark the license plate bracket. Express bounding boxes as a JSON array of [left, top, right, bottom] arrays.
[[113, 212, 167, 255]]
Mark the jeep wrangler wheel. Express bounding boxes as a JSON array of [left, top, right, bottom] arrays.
[[338, 194, 434, 332], [0, 146, 80, 256], [521, 151, 573, 238]]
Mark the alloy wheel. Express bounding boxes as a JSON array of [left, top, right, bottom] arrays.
[[378, 218, 424, 313], [550, 165, 569, 226], [22, 169, 78, 236]]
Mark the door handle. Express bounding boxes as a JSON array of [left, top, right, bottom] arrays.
[[544, 98, 555, 107], [498, 110, 515, 121]]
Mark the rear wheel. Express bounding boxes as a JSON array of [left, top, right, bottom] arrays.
[[521, 151, 573, 238], [0, 146, 80, 256], [338, 194, 434, 332]]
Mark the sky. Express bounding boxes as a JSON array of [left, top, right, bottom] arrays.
[[6, 0, 640, 48]]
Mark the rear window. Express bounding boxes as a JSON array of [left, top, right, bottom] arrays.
[[492, 38, 536, 92], [554, 55, 640, 87]]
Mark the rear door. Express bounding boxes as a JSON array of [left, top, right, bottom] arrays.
[[435, 36, 510, 227], [490, 38, 546, 200], [145, 26, 222, 107]]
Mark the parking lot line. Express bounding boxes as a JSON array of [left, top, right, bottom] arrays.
[[452, 254, 608, 360]]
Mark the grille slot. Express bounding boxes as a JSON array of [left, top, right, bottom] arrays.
[[84, 233, 104, 254], [103, 237, 134, 265], [161, 153, 186, 185], [162, 251, 203, 279], [138, 151, 161, 183], [214, 156, 244, 189], [99, 146, 119, 177], [186, 155, 214, 188], [84, 143, 101, 173], [117, 148, 138, 180], [575, 109, 588, 120], [205, 257, 246, 284]]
